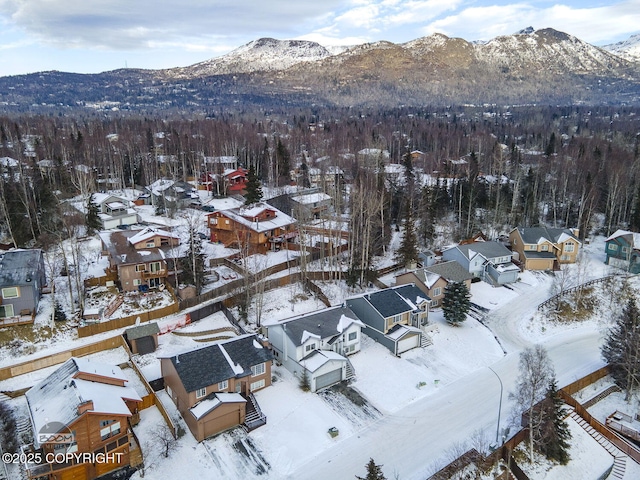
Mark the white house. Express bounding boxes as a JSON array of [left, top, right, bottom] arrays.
[[265, 305, 364, 392]]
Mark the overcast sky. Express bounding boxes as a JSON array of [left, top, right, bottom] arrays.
[[1, 0, 639, 77]]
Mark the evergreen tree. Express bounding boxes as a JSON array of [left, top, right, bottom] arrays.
[[601, 297, 640, 400], [53, 302, 67, 322], [299, 368, 310, 392], [539, 377, 571, 464], [395, 215, 419, 268], [180, 227, 206, 294], [85, 193, 101, 235], [275, 138, 291, 187], [356, 458, 386, 480], [244, 165, 263, 205], [442, 281, 471, 326]]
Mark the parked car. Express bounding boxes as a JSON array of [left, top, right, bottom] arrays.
[[201, 205, 216, 212]]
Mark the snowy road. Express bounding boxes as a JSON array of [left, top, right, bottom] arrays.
[[284, 325, 604, 480]]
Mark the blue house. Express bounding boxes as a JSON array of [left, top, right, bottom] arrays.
[[346, 285, 431, 356], [0, 249, 46, 323], [605, 230, 640, 273], [442, 241, 519, 285]]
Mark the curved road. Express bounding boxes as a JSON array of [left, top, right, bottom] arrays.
[[284, 275, 605, 480]]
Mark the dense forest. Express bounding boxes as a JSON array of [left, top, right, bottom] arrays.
[[1, 105, 639, 273]]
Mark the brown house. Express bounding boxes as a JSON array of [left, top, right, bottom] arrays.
[[509, 226, 581, 271], [207, 202, 297, 254], [161, 334, 274, 442], [24, 357, 143, 480], [395, 261, 473, 307], [99, 227, 180, 292]]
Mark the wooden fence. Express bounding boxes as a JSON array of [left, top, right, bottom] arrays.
[[560, 366, 610, 395], [0, 335, 125, 381], [537, 275, 617, 310], [559, 390, 640, 463], [77, 301, 179, 337]]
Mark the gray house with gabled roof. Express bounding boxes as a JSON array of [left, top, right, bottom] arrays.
[[346, 285, 430, 356], [395, 261, 473, 307], [0, 249, 46, 323], [160, 334, 273, 441], [442, 241, 519, 285], [265, 305, 364, 392]]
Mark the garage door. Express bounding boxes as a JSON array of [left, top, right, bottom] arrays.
[[397, 333, 420, 354], [315, 368, 342, 391]]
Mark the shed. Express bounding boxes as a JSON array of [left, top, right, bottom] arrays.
[[125, 322, 160, 355]]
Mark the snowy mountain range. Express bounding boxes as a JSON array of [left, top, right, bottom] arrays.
[[1, 27, 640, 111]]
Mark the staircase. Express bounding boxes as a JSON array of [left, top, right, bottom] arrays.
[[345, 359, 355, 380], [103, 294, 124, 319], [569, 411, 627, 479], [420, 333, 433, 348], [243, 393, 267, 432], [583, 385, 622, 409]]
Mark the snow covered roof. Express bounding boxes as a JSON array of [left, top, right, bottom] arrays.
[[300, 350, 347, 373], [266, 305, 363, 347], [605, 229, 640, 247], [25, 358, 141, 448], [190, 393, 246, 420], [386, 324, 422, 341], [99, 229, 179, 266], [217, 203, 296, 233], [164, 334, 274, 393], [290, 192, 331, 205], [73, 356, 128, 382], [0, 156, 18, 168], [128, 226, 179, 246]]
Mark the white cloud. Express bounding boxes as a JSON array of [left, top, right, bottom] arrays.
[[422, 2, 640, 44]]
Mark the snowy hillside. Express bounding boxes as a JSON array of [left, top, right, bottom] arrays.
[[603, 33, 640, 62], [172, 38, 332, 76]]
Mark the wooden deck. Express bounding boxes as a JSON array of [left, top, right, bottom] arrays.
[[0, 313, 34, 328]]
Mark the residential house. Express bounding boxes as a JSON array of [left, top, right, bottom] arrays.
[[207, 202, 297, 254], [201, 167, 248, 196], [307, 166, 344, 189], [124, 322, 160, 355], [91, 193, 139, 230], [266, 305, 364, 392], [267, 189, 333, 222], [99, 227, 180, 292], [146, 178, 198, 211], [23, 357, 143, 480], [442, 241, 519, 285], [395, 261, 473, 307], [346, 284, 431, 356], [0, 249, 46, 325], [509, 227, 581, 270], [604, 229, 640, 273], [160, 334, 274, 441]]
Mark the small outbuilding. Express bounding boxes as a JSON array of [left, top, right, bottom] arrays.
[[124, 322, 160, 355]]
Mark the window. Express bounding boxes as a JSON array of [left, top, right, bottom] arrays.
[[622, 246, 630, 253], [196, 387, 206, 398], [250, 379, 265, 391], [348, 332, 357, 341], [391, 314, 403, 324], [100, 421, 120, 441], [541, 245, 548, 251], [210, 218, 218, 226], [133, 279, 142, 286], [1, 287, 18, 299], [135, 264, 146, 272], [218, 380, 228, 391], [251, 363, 265, 377], [225, 219, 230, 225], [0, 305, 14, 318], [609, 244, 619, 251], [432, 287, 441, 297], [305, 343, 317, 352], [150, 262, 162, 272], [513, 238, 517, 245], [146, 241, 155, 248], [560, 255, 571, 261], [564, 243, 575, 253]]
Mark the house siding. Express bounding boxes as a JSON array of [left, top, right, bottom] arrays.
[[346, 297, 386, 332], [1, 284, 37, 315]]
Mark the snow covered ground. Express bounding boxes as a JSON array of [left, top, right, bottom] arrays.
[[2, 228, 640, 480]]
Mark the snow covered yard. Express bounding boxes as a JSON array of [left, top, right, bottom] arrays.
[[514, 416, 613, 480]]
